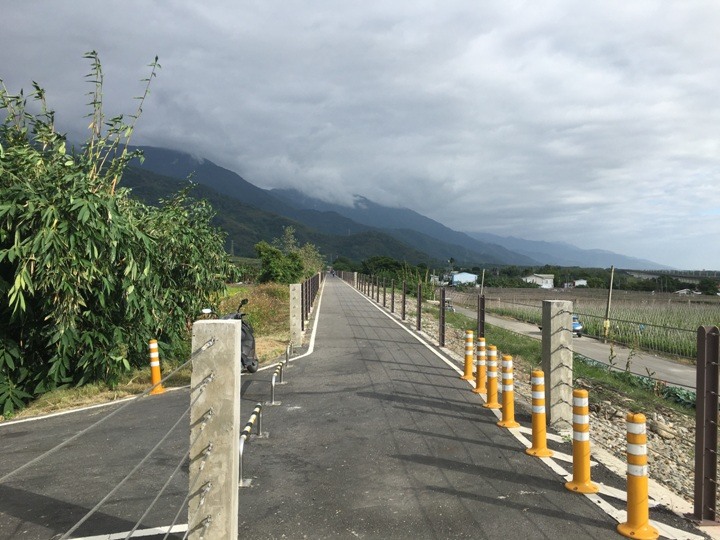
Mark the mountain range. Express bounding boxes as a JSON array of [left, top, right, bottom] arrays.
[[123, 146, 668, 270]]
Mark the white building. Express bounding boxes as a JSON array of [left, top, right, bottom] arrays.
[[523, 274, 555, 289], [451, 272, 478, 286]]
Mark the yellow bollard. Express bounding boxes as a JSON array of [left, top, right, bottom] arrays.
[[565, 389, 598, 493], [497, 355, 520, 428], [148, 339, 165, 395], [526, 370, 553, 457], [473, 338, 487, 394], [617, 413, 658, 539], [461, 330, 474, 380], [483, 345, 501, 409]]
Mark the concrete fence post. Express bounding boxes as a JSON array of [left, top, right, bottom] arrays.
[[290, 284, 302, 346], [188, 320, 242, 539], [353, 272, 358, 289], [541, 300, 573, 433]]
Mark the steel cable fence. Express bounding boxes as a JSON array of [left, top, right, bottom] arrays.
[[0, 337, 217, 539]]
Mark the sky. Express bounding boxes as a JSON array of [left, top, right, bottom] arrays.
[[2, 2, 720, 270]]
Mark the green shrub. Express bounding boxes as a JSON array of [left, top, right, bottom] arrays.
[[0, 53, 236, 414]]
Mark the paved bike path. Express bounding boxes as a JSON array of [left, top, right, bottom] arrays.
[[0, 277, 704, 539], [238, 277, 624, 539]]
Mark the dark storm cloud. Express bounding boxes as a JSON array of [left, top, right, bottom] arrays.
[[2, 1, 719, 267]]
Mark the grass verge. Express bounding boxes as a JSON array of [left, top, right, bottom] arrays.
[[1, 282, 290, 422]]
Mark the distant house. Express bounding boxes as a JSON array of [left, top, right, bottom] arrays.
[[523, 274, 554, 289], [675, 289, 701, 296], [574, 279, 588, 287], [451, 272, 478, 286]]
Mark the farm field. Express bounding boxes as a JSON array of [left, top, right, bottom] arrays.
[[447, 287, 720, 360]]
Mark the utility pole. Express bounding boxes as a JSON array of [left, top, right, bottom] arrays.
[[603, 265, 615, 341]]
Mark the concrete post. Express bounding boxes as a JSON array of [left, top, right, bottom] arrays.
[[290, 283, 302, 346], [188, 320, 242, 539], [541, 300, 573, 433], [353, 272, 358, 288]]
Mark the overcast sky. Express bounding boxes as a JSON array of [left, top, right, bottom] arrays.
[[2, 2, 719, 269]]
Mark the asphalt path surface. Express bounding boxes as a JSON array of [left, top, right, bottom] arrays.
[[445, 295, 697, 390], [0, 277, 706, 539]]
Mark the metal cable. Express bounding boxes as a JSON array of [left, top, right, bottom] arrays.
[[124, 448, 191, 540], [0, 337, 216, 485], [59, 383, 210, 540], [164, 490, 192, 540], [123, 407, 214, 540]]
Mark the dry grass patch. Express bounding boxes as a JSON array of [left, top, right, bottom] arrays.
[[1, 282, 290, 422]]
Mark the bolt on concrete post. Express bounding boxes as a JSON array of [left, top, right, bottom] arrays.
[[290, 284, 302, 347], [189, 320, 242, 539], [541, 300, 574, 433]]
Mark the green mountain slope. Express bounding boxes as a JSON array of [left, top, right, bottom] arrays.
[[120, 167, 436, 265], [129, 147, 534, 265]]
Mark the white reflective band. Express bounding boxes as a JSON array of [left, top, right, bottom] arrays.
[[474, 360, 486, 366], [627, 464, 648, 477], [627, 443, 647, 456], [573, 397, 589, 407], [573, 431, 590, 442], [573, 414, 589, 425], [150, 361, 160, 367], [532, 405, 546, 414], [150, 351, 159, 358], [503, 384, 513, 392], [531, 377, 544, 385], [488, 372, 498, 378], [502, 373, 513, 380], [487, 361, 497, 367], [488, 350, 497, 357], [477, 351, 486, 357], [502, 361, 513, 369], [532, 391, 544, 399], [626, 422, 646, 435]]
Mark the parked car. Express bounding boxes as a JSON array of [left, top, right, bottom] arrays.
[[538, 314, 584, 337], [572, 315, 583, 337]]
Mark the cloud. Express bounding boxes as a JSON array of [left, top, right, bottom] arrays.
[[2, 1, 720, 268]]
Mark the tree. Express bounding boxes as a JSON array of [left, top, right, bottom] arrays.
[[270, 226, 324, 278], [698, 278, 719, 296], [0, 54, 236, 414], [255, 241, 303, 284], [332, 256, 359, 272]]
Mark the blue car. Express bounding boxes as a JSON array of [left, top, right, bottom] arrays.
[[572, 315, 583, 337]]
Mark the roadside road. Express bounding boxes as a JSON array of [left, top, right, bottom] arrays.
[[448, 302, 696, 391]]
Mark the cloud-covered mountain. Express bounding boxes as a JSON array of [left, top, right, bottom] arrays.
[[128, 146, 668, 269], [467, 232, 671, 270]]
